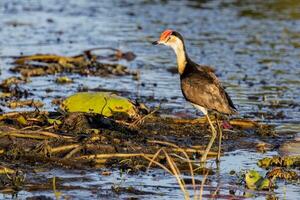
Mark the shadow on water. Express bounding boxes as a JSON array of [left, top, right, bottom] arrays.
[[0, 0, 299, 199]]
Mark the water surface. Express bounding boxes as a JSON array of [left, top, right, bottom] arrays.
[[0, 0, 299, 199]]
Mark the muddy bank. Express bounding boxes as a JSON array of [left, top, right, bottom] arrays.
[[0, 110, 295, 198]]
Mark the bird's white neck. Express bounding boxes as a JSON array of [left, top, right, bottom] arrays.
[[169, 38, 187, 75]]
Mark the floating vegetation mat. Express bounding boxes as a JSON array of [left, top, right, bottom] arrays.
[[11, 48, 137, 78], [0, 108, 290, 195]]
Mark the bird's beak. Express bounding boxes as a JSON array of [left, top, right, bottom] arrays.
[[152, 40, 161, 45]]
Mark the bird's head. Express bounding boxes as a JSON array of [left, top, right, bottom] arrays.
[[152, 29, 185, 52]]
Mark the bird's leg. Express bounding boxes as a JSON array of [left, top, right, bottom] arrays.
[[215, 114, 222, 163], [200, 114, 217, 164]]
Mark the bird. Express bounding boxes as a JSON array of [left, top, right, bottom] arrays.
[[152, 29, 237, 163]]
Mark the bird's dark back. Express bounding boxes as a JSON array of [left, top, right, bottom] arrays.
[[180, 63, 236, 115]]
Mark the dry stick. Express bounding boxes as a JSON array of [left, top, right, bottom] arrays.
[[143, 154, 173, 175], [26, 118, 44, 123], [148, 140, 179, 148], [173, 148, 218, 156], [50, 144, 80, 154], [14, 128, 62, 139], [147, 148, 163, 170], [43, 125, 55, 130], [0, 166, 15, 174], [0, 132, 49, 140], [20, 125, 42, 130], [11, 130, 73, 139], [229, 119, 258, 128], [211, 185, 221, 199], [174, 117, 207, 124], [64, 146, 83, 159], [215, 115, 222, 162], [198, 170, 209, 200], [148, 140, 218, 156], [145, 148, 198, 199], [162, 149, 189, 200], [0, 111, 29, 119], [0, 188, 15, 193], [170, 153, 199, 164], [77, 153, 155, 160], [144, 150, 188, 197], [191, 145, 206, 149], [149, 140, 196, 192], [148, 140, 201, 194], [130, 106, 160, 128], [0, 111, 46, 120]]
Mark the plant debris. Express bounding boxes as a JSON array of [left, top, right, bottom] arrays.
[[11, 51, 137, 78], [7, 99, 44, 109], [258, 156, 300, 169], [266, 167, 298, 180]]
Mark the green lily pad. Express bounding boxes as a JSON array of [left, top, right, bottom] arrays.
[[245, 170, 271, 190], [245, 170, 263, 190], [60, 92, 138, 118]]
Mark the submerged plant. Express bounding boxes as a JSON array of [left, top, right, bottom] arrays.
[[144, 142, 214, 200]]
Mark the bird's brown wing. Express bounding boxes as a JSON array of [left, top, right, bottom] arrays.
[[180, 68, 236, 114]]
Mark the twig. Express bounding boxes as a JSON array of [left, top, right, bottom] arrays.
[[50, 144, 80, 154], [199, 171, 209, 200], [12, 130, 72, 139], [162, 149, 190, 200], [77, 153, 155, 160], [64, 146, 83, 159], [0, 166, 15, 174], [130, 106, 160, 128], [148, 140, 219, 156], [0, 132, 49, 140], [147, 148, 163, 169]]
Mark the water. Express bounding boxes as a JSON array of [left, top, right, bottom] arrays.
[[0, 0, 299, 199]]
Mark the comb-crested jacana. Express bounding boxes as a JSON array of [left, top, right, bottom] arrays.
[[153, 29, 237, 163]]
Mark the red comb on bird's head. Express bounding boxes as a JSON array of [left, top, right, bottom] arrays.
[[159, 29, 173, 41], [152, 29, 174, 45]]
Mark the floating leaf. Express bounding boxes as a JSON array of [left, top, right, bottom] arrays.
[[245, 170, 263, 190], [60, 92, 138, 118], [55, 76, 73, 84], [245, 170, 271, 190], [256, 177, 271, 190]]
